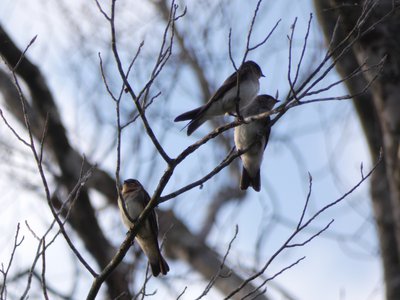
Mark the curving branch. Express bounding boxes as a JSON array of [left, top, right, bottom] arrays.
[[0, 25, 131, 298]]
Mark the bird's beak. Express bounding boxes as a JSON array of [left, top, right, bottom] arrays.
[[261, 73, 266, 77]]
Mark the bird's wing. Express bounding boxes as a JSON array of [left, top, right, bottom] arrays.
[[209, 70, 239, 102], [197, 69, 239, 115], [142, 189, 159, 237], [263, 117, 272, 151]]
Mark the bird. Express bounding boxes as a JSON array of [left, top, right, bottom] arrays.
[[234, 94, 278, 192], [118, 179, 170, 276], [174, 60, 265, 136]]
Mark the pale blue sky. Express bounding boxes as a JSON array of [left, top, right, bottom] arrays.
[[0, 0, 382, 299]]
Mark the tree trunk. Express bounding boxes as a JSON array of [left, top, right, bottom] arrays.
[[313, 0, 400, 298]]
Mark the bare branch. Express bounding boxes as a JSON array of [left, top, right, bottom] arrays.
[[98, 52, 118, 102], [195, 225, 239, 300], [244, 0, 263, 60], [297, 172, 312, 230], [20, 235, 43, 299], [243, 257, 306, 299], [94, 0, 111, 21], [40, 238, 50, 300], [224, 154, 381, 299], [12, 35, 37, 71], [109, 0, 176, 163], [0, 223, 24, 299], [292, 13, 313, 88], [0, 109, 30, 147], [248, 19, 281, 51]]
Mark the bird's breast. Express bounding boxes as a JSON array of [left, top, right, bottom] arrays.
[[234, 122, 264, 148]]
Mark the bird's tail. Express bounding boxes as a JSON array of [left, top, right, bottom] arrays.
[[240, 167, 251, 190], [175, 106, 207, 136], [174, 107, 202, 122], [240, 167, 261, 192], [150, 252, 170, 277], [186, 117, 206, 136]]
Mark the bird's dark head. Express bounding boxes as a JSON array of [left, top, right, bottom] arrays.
[[242, 60, 265, 78], [122, 179, 142, 193], [256, 94, 279, 111]]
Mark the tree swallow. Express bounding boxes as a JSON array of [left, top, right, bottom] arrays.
[[175, 61, 265, 135], [234, 95, 278, 191], [118, 179, 170, 276]]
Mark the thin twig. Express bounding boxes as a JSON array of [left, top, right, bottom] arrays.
[[292, 13, 313, 88], [248, 19, 281, 51], [94, 0, 111, 21], [5, 62, 97, 277], [109, 0, 175, 163], [0, 109, 30, 147], [242, 257, 306, 299], [297, 172, 312, 229], [40, 238, 49, 300], [12, 35, 37, 71], [0, 224, 24, 299], [224, 153, 381, 299], [195, 225, 239, 299]]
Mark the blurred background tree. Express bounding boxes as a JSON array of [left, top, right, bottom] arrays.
[[314, 1, 400, 299], [0, 0, 398, 299]]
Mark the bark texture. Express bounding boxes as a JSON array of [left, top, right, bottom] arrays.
[[313, 1, 400, 298]]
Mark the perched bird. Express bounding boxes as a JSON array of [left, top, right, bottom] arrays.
[[234, 95, 278, 192], [174, 60, 265, 136], [118, 179, 169, 276]]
